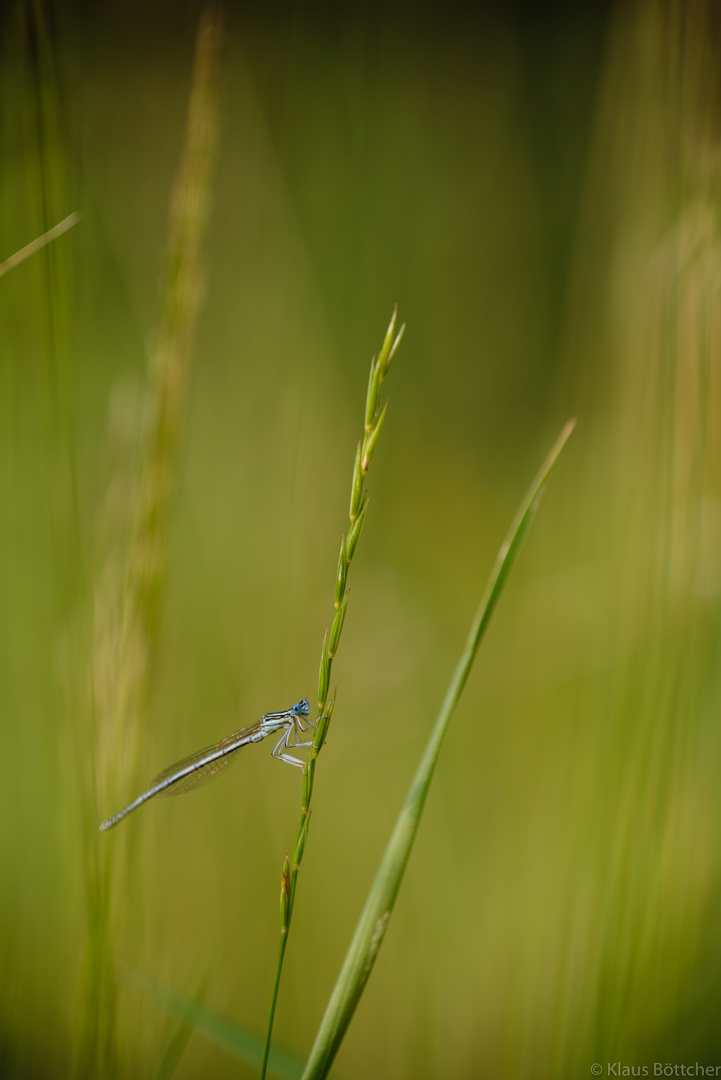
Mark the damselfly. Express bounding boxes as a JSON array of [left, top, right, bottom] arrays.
[[99, 699, 312, 832]]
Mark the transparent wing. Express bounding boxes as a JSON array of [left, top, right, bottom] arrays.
[[153, 721, 260, 798]]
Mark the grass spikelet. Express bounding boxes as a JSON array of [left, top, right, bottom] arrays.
[[328, 590, 349, 658], [78, 9, 224, 1077], [333, 536, 348, 608]]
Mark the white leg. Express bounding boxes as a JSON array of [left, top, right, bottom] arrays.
[[271, 727, 306, 770], [295, 714, 316, 735]]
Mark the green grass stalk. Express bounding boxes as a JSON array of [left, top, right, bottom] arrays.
[[259, 308, 405, 1080]]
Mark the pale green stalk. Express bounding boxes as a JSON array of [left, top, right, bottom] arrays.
[[79, 9, 223, 1078], [0, 211, 79, 277], [259, 308, 405, 1080], [301, 419, 576, 1080]]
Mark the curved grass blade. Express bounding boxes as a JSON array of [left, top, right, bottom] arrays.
[[301, 419, 576, 1080], [152, 968, 213, 1080], [127, 970, 306, 1080]]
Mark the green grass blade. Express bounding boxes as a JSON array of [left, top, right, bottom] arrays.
[[301, 419, 576, 1080], [127, 970, 306, 1080], [151, 968, 213, 1080]]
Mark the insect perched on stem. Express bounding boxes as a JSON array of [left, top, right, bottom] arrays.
[[99, 699, 312, 832]]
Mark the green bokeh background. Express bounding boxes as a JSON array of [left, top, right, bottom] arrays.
[[3, 1, 721, 1077]]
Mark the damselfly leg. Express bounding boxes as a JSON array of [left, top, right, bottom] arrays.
[[270, 711, 316, 770]]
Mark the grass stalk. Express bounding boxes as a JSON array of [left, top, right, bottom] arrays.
[[259, 308, 405, 1080], [79, 9, 223, 1077], [301, 419, 575, 1080], [260, 932, 289, 1079], [0, 210, 79, 277]]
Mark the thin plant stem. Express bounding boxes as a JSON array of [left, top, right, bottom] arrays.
[[0, 210, 79, 277], [258, 308, 405, 1080], [260, 933, 288, 1077]]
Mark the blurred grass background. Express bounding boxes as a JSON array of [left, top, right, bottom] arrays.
[[2, 0, 721, 1076]]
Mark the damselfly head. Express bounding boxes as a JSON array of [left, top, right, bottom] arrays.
[[292, 698, 310, 716]]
